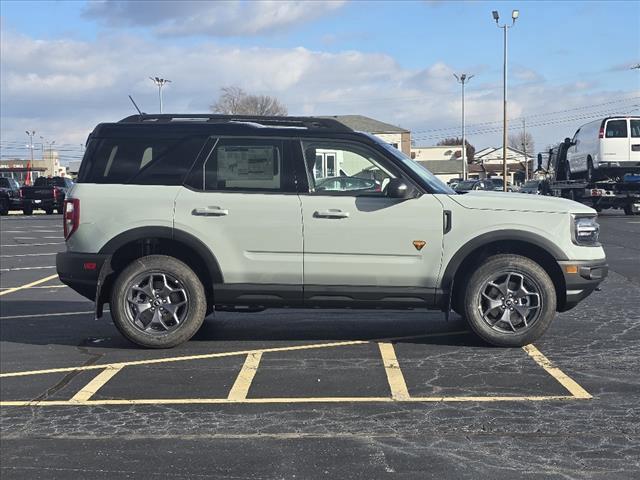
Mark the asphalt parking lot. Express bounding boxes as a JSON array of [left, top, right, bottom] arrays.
[[1, 211, 639, 479]]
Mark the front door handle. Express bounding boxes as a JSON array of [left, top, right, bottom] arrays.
[[191, 206, 229, 217], [313, 209, 349, 219]]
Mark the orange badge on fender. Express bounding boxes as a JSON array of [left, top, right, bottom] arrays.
[[413, 240, 426, 251]]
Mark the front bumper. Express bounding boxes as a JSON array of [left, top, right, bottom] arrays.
[[558, 259, 608, 311], [56, 252, 110, 301]]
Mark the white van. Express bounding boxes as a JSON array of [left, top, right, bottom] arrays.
[[566, 116, 640, 181]]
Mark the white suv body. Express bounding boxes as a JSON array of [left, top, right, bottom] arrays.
[[566, 116, 640, 179], [57, 115, 607, 348]]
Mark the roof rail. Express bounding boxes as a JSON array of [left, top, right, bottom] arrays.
[[118, 114, 353, 132]]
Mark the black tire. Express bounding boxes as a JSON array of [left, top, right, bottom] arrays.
[[0, 199, 8, 215], [23, 207, 33, 215], [586, 157, 594, 183], [44, 208, 53, 215], [463, 254, 556, 347], [623, 204, 636, 216], [110, 255, 207, 348]]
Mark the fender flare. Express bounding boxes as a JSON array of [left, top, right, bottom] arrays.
[[439, 229, 567, 291]]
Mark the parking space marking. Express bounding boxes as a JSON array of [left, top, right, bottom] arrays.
[[0, 252, 57, 258], [0, 310, 93, 320], [0, 395, 578, 407], [1, 230, 62, 233], [0, 274, 59, 297], [0, 285, 66, 292], [378, 342, 410, 400], [1, 265, 56, 272], [0, 242, 64, 247], [228, 352, 263, 401], [0, 332, 468, 378], [523, 344, 592, 399], [69, 366, 124, 402], [0, 333, 593, 406]]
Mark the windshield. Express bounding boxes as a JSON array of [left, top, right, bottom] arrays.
[[0, 178, 11, 188], [364, 133, 455, 194], [34, 177, 67, 187]]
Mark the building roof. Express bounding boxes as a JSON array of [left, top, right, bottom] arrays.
[[475, 146, 533, 160], [325, 115, 409, 133], [417, 159, 463, 174]]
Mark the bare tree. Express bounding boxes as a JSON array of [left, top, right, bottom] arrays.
[[508, 131, 534, 155], [210, 86, 287, 116], [436, 137, 475, 162]]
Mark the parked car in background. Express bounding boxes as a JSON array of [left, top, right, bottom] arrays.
[[565, 116, 640, 181], [447, 177, 463, 190], [486, 177, 515, 192], [519, 179, 548, 195], [454, 179, 493, 192], [20, 176, 74, 215], [0, 177, 22, 215]]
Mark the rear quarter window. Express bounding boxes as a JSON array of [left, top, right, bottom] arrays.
[[78, 136, 207, 185], [605, 120, 628, 138]]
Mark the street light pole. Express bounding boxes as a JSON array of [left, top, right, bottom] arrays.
[[493, 9, 519, 191], [25, 130, 35, 185], [454, 73, 474, 180], [149, 77, 171, 113]]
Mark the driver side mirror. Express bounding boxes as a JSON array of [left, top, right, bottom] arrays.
[[386, 178, 416, 199]]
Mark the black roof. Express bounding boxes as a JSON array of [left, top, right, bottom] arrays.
[[118, 114, 353, 133]]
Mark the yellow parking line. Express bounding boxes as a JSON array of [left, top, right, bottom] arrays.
[[227, 352, 262, 401], [0, 274, 59, 297], [0, 331, 469, 378], [522, 344, 592, 399], [0, 394, 583, 407], [378, 342, 410, 400], [69, 366, 124, 403]]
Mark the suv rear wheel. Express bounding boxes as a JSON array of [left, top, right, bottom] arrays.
[[110, 255, 207, 348], [463, 254, 556, 347]]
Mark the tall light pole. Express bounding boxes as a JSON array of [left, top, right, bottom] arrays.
[[492, 9, 519, 191], [149, 77, 171, 113], [25, 130, 35, 163], [454, 73, 474, 180]]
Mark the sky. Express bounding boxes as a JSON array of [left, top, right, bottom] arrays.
[[1, 0, 639, 164]]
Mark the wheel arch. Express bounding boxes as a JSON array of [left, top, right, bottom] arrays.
[[96, 226, 223, 315], [442, 230, 568, 312]]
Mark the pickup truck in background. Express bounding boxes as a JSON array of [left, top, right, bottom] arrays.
[[20, 176, 74, 215], [0, 177, 22, 215]]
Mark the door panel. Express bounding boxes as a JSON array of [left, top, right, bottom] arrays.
[[602, 119, 629, 163], [174, 137, 303, 289], [301, 194, 444, 288]]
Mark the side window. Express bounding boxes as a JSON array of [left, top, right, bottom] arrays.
[[80, 136, 207, 185], [630, 120, 640, 138], [301, 140, 398, 196], [200, 139, 293, 192], [605, 120, 628, 138]]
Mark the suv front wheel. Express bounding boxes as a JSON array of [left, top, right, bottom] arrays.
[[110, 255, 207, 348], [463, 254, 556, 347]]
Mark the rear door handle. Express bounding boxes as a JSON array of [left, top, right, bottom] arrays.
[[313, 209, 349, 219], [191, 206, 229, 217]]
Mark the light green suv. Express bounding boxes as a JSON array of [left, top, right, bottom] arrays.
[[56, 114, 608, 348]]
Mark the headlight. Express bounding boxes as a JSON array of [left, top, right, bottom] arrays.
[[571, 214, 600, 246]]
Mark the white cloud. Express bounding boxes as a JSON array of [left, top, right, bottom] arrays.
[[83, 0, 346, 37], [1, 26, 638, 164]]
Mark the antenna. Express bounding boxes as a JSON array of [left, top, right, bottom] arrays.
[[128, 95, 145, 118]]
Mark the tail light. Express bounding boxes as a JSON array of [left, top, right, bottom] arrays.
[[599, 126, 604, 139], [19, 188, 23, 198], [63, 198, 80, 239], [53, 187, 59, 200]]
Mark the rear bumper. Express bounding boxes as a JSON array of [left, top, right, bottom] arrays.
[[558, 259, 608, 311], [56, 252, 110, 301], [22, 198, 62, 210]]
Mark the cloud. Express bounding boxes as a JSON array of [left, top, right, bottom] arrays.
[[83, 0, 346, 37], [1, 25, 638, 163]]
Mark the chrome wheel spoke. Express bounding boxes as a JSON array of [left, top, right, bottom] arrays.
[[479, 270, 542, 334], [125, 271, 189, 335]]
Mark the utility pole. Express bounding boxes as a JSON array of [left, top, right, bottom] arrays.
[[454, 73, 474, 180], [522, 118, 528, 181], [492, 9, 519, 191], [25, 130, 35, 186], [149, 77, 171, 113]]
